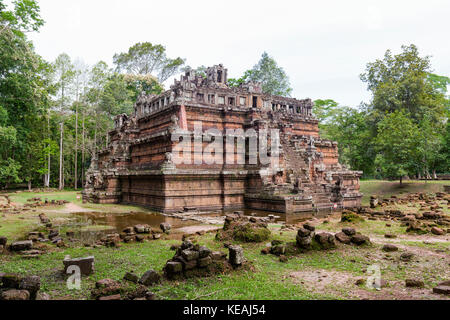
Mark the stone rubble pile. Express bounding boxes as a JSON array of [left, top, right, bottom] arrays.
[[163, 240, 234, 279], [216, 212, 271, 243], [0, 273, 41, 300]]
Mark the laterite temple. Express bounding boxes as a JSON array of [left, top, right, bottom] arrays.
[[83, 65, 362, 215]]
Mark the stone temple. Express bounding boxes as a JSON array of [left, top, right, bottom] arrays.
[[83, 65, 362, 215]]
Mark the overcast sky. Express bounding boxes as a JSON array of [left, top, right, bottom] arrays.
[[26, 0, 450, 107]]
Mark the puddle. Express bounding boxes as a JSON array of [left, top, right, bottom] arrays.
[[63, 208, 294, 243]]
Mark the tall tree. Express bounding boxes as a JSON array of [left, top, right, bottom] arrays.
[[228, 52, 292, 96], [113, 42, 185, 82], [375, 111, 421, 184]]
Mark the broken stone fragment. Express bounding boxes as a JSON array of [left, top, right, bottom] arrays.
[[314, 233, 336, 249], [432, 285, 450, 295], [431, 227, 445, 235], [165, 261, 183, 274], [134, 224, 150, 234], [198, 245, 211, 258], [382, 244, 398, 252], [335, 232, 351, 244], [400, 252, 414, 262], [270, 244, 286, 256], [63, 255, 95, 275], [9, 240, 33, 252], [350, 234, 370, 246], [123, 272, 139, 283], [160, 222, 171, 233], [198, 256, 212, 268], [228, 245, 244, 266], [297, 227, 311, 237], [1, 289, 30, 300], [303, 222, 315, 231], [98, 294, 121, 300], [139, 270, 161, 286], [0, 236, 7, 246], [405, 279, 424, 288], [342, 227, 356, 236], [211, 251, 227, 260]]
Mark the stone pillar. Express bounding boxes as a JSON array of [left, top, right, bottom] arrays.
[[179, 105, 188, 130]]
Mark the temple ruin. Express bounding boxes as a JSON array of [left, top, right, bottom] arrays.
[[83, 65, 362, 215]]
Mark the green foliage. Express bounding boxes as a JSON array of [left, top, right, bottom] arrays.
[[340, 211, 365, 223], [228, 53, 292, 96], [313, 99, 339, 123], [246, 52, 292, 96], [0, 158, 21, 188], [0, 0, 44, 36], [375, 111, 420, 182], [113, 42, 185, 82]]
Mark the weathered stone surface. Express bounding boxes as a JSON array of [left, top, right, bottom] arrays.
[[165, 261, 183, 274], [98, 294, 121, 300], [139, 270, 161, 286], [335, 232, 351, 244], [351, 234, 370, 245], [123, 272, 139, 283], [228, 245, 244, 266], [198, 256, 212, 268], [342, 227, 356, 236], [134, 224, 150, 234], [303, 223, 315, 232], [432, 285, 450, 295], [382, 244, 398, 252], [10, 240, 33, 252], [270, 244, 286, 256], [63, 255, 94, 275], [297, 227, 311, 237], [19, 276, 40, 300], [160, 222, 171, 233], [0, 236, 7, 246], [198, 246, 211, 258], [400, 252, 414, 262], [314, 233, 336, 249], [1, 289, 30, 300], [405, 279, 424, 288], [211, 251, 227, 260], [95, 278, 120, 289], [431, 227, 445, 235], [181, 249, 200, 261]]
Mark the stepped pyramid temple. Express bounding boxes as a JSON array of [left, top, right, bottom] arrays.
[[83, 65, 362, 215]]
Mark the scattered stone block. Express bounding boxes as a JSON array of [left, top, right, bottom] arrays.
[[160, 222, 171, 233], [335, 232, 351, 244], [405, 279, 424, 288], [228, 245, 244, 266], [433, 285, 450, 295], [10, 240, 33, 252], [139, 270, 161, 286], [342, 227, 356, 236], [123, 272, 139, 283], [1, 289, 30, 300], [350, 234, 370, 246], [431, 227, 445, 235], [63, 255, 94, 275], [382, 244, 399, 252]]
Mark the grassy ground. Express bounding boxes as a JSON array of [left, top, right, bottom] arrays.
[[0, 181, 449, 300]]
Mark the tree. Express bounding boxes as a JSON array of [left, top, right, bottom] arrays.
[[113, 42, 185, 82], [360, 44, 446, 123], [375, 111, 420, 184], [229, 52, 292, 96], [0, 0, 44, 36]]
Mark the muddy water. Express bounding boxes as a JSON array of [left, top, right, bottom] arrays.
[[66, 209, 289, 243]]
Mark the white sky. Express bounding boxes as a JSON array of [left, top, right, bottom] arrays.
[[25, 0, 450, 106]]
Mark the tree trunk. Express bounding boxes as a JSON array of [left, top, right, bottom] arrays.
[[28, 180, 32, 192], [75, 105, 78, 190], [432, 169, 437, 180], [59, 122, 64, 190], [399, 176, 403, 185], [45, 113, 50, 188], [82, 111, 85, 188]]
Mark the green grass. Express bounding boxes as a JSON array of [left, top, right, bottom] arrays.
[[8, 191, 80, 204]]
